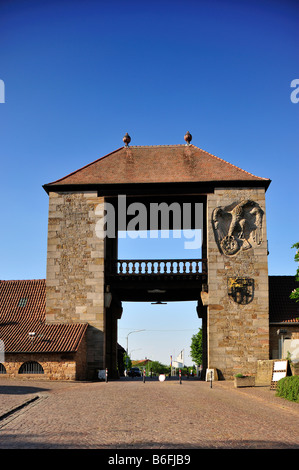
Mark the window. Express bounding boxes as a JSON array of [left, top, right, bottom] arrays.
[[0, 363, 6, 374], [18, 361, 44, 374], [18, 298, 27, 307]]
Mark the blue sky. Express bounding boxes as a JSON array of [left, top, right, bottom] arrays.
[[0, 0, 298, 366]]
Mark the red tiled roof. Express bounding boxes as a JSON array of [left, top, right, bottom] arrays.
[[269, 276, 299, 324], [2, 276, 296, 355], [43, 145, 270, 188], [0, 280, 88, 353], [132, 359, 151, 365]]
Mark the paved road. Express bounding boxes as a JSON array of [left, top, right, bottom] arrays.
[[0, 377, 298, 449]]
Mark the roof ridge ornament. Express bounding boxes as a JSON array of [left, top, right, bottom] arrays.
[[123, 133, 131, 147], [184, 131, 192, 145]]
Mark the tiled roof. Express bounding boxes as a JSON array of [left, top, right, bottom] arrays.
[[269, 276, 299, 324], [43, 145, 270, 189], [2, 276, 297, 355], [0, 280, 88, 353]]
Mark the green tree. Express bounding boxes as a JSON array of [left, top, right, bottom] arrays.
[[149, 361, 170, 375], [290, 243, 299, 303], [123, 354, 132, 370], [190, 328, 203, 365]]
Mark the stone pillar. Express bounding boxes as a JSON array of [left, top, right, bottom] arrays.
[[206, 188, 269, 379], [45, 191, 106, 379], [105, 298, 123, 379], [196, 299, 207, 378]]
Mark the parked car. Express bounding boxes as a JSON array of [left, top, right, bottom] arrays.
[[128, 367, 141, 377]]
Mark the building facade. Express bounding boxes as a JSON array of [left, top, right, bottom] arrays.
[[41, 135, 272, 380]]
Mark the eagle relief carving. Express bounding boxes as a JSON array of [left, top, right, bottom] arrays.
[[212, 199, 263, 256]]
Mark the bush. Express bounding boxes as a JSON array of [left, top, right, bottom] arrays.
[[276, 376, 299, 403]]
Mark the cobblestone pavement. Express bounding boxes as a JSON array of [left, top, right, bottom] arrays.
[[0, 377, 298, 449]]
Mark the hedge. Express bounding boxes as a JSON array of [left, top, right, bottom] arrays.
[[276, 376, 299, 403]]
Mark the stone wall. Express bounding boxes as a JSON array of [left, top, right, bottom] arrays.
[[2, 341, 86, 381], [46, 191, 105, 378], [206, 188, 269, 379]]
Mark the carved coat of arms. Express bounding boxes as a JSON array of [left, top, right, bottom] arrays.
[[212, 199, 263, 256], [228, 277, 254, 304]]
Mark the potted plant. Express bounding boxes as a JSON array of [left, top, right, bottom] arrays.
[[234, 373, 255, 388]]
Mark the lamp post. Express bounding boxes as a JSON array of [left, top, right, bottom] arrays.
[[126, 330, 146, 356], [126, 330, 145, 368]]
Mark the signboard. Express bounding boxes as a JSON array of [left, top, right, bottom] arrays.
[[270, 360, 288, 390], [98, 369, 106, 380], [205, 368, 218, 381]]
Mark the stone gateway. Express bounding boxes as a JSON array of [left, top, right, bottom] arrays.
[[41, 134, 271, 380], [2, 134, 299, 381]]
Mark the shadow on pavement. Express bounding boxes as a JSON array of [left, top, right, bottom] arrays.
[[0, 385, 49, 395]]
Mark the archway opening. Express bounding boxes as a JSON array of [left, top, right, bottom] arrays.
[[115, 228, 204, 375], [118, 301, 202, 368], [18, 361, 44, 375]]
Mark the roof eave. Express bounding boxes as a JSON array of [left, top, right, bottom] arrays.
[[43, 178, 271, 195], [5, 349, 79, 354]]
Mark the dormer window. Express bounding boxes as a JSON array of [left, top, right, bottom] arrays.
[[18, 298, 27, 307]]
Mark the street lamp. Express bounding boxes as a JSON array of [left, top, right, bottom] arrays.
[[126, 330, 146, 357]]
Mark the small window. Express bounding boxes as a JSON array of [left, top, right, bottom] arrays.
[[18, 361, 44, 374], [18, 298, 27, 307], [0, 363, 6, 374]]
